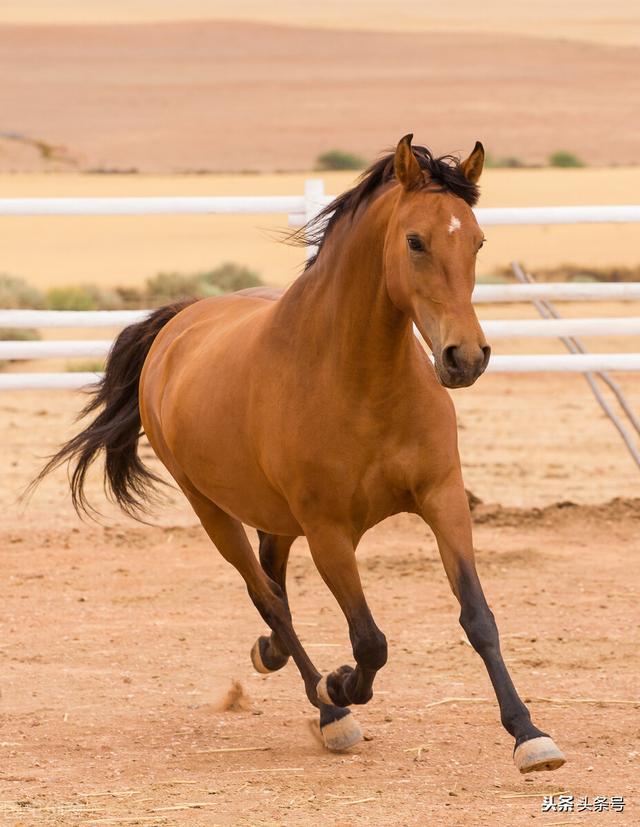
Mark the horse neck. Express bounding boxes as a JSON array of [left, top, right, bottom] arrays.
[[275, 190, 414, 382]]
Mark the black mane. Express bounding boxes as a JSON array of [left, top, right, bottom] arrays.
[[294, 145, 479, 269]]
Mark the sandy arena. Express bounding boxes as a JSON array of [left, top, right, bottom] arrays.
[[2, 372, 639, 826], [1, 3, 639, 822]]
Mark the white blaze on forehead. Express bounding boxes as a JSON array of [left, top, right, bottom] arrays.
[[448, 215, 462, 234]]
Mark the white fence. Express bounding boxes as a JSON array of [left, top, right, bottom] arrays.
[[1, 182, 639, 389]]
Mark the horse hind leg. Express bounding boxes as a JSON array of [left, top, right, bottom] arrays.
[[250, 531, 295, 674], [252, 529, 362, 751]]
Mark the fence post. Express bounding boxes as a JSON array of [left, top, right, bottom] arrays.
[[304, 178, 325, 261]]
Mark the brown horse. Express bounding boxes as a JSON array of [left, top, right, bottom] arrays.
[[35, 135, 564, 773]]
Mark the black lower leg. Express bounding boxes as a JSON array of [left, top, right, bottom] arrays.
[[256, 531, 294, 666], [248, 575, 362, 750], [458, 568, 545, 747], [247, 577, 321, 707], [325, 616, 387, 707]]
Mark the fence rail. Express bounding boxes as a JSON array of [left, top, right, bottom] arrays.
[[2, 196, 639, 227], [2, 284, 640, 333], [3, 352, 640, 390], [2, 315, 640, 363], [1, 186, 639, 389]]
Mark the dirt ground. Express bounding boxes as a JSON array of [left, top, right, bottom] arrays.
[[1, 375, 639, 826]]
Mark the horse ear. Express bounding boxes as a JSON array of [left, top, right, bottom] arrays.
[[394, 134, 422, 189], [460, 141, 485, 184]]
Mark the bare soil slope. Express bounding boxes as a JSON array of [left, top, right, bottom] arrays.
[[3, 1, 640, 46], [1, 22, 639, 173]]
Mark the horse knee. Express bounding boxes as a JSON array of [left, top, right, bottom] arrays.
[[460, 604, 498, 656]]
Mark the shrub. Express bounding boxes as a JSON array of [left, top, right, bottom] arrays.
[[484, 153, 526, 169], [548, 150, 585, 168], [0, 327, 40, 341], [144, 272, 201, 304], [145, 263, 262, 304], [66, 359, 105, 373], [497, 156, 526, 169], [114, 286, 144, 307], [46, 286, 96, 310], [0, 262, 264, 313], [0, 274, 45, 308], [316, 149, 367, 171], [199, 263, 262, 293], [45, 285, 124, 310]]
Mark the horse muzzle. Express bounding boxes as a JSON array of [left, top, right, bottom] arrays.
[[436, 343, 491, 388]]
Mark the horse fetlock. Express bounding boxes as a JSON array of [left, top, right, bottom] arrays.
[[316, 664, 376, 707], [316, 667, 351, 707], [250, 635, 289, 674]]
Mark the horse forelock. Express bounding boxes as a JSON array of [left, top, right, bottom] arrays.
[[294, 145, 480, 270]]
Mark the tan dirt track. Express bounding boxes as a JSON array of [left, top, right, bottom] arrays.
[[2, 375, 639, 825], [1, 21, 640, 174]]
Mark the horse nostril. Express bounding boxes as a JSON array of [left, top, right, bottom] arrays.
[[481, 345, 491, 370], [442, 345, 461, 373]]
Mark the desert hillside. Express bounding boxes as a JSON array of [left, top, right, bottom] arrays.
[[0, 21, 639, 173], [2, 1, 639, 45]]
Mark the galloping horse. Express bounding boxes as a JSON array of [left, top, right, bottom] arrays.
[[35, 135, 565, 773]]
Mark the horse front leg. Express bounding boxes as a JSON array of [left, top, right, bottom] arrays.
[[182, 489, 361, 753], [306, 526, 388, 712], [420, 474, 566, 773]]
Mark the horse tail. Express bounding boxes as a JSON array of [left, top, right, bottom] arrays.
[[29, 299, 196, 519]]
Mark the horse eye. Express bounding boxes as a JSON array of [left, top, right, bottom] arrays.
[[407, 235, 425, 252], [478, 238, 486, 250]]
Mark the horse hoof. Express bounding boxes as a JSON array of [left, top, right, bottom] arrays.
[[320, 711, 363, 752], [514, 736, 566, 773], [250, 636, 289, 674]]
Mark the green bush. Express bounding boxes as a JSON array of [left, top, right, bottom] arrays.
[[114, 286, 144, 307], [66, 359, 105, 373], [548, 150, 585, 168], [45, 285, 124, 310], [46, 286, 97, 310], [0, 274, 45, 308], [145, 263, 262, 304], [501, 158, 525, 168], [0, 327, 40, 341], [316, 149, 367, 171], [0, 262, 264, 312], [484, 153, 526, 169], [198, 263, 262, 293], [144, 272, 202, 304]]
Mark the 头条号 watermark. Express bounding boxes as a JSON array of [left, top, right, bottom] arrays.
[[542, 795, 626, 813]]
